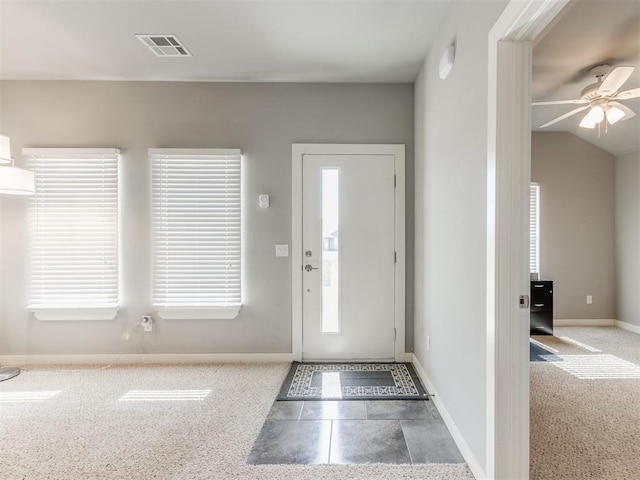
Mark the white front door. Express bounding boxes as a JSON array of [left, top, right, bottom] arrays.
[[302, 154, 396, 360]]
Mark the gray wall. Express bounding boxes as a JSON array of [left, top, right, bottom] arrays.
[[414, 0, 507, 472], [615, 150, 640, 327], [0, 81, 414, 355], [531, 132, 616, 320]]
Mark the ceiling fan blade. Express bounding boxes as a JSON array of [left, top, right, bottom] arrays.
[[614, 87, 640, 100], [598, 66, 635, 96], [532, 99, 588, 106], [539, 106, 589, 128], [608, 101, 636, 121]]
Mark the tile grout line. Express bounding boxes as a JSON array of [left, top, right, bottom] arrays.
[[327, 419, 334, 464], [399, 419, 415, 464]]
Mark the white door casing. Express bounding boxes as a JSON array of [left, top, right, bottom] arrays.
[[292, 144, 405, 362], [487, 1, 568, 479], [302, 154, 395, 360]]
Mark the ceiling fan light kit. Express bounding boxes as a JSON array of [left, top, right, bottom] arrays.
[[579, 102, 604, 129], [605, 104, 625, 125], [533, 64, 639, 130]]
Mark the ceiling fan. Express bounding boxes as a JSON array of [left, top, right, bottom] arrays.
[[533, 64, 640, 129]]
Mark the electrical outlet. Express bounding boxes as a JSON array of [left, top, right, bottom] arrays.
[[427, 335, 431, 351], [141, 316, 153, 332], [121, 328, 132, 340], [586, 295, 593, 305]]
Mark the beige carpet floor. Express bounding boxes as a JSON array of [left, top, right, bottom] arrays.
[[531, 327, 640, 480], [0, 362, 473, 480]]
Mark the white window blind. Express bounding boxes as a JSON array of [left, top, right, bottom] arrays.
[[26, 148, 119, 310], [530, 183, 540, 274], [151, 149, 241, 310]]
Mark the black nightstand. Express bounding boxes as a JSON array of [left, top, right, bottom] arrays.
[[530, 280, 553, 335]]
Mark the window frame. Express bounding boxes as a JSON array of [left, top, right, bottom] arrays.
[[149, 148, 242, 320], [24, 148, 120, 321], [530, 182, 540, 275]]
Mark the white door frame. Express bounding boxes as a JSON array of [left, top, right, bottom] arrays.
[[487, 1, 569, 479], [292, 144, 406, 362]]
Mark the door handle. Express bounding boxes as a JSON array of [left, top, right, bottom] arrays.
[[304, 264, 319, 272]]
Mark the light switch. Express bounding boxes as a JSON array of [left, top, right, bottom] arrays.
[[275, 244, 289, 257]]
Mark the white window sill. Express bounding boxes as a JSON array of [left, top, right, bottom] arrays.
[[155, 306, 242, 320], [29, 307, 119, 321]]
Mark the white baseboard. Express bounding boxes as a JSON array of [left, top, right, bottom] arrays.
[[411, 354, 486, 480], [551, 319, 640, 335], [554, 319, 615, 327], [615, 320, 640, 335], [0, 353, 294, 366]]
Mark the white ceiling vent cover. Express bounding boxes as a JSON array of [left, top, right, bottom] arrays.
[[135, 34, 192, 57]]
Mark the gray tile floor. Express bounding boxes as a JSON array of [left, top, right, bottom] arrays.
[[247, 400, 465, 465]]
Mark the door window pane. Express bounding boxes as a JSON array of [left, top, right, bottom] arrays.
[[322, 168, 340, 333]]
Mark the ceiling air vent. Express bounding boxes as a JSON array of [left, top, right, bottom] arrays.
[[135, 34, 192, 57]]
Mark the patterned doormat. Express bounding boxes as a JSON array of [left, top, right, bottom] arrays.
[[276, 362, 429, 401]]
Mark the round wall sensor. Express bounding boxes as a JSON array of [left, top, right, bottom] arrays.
[[439, 43, 456, 80]]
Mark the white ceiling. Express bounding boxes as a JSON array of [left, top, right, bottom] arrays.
[[532, 0, 640, 157], [0, 0, 452, 84], [3, 1, 635, 155]]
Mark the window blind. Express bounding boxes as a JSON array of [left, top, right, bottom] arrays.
[[26, 149, 119, 309], [530, 183, 540, 274], [150, 149, 241, 308]]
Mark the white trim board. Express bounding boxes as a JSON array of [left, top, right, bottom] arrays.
[[487, 1, 569, 478], [0, 353, 294, 366], [411, 355, 486, 480], [30, 308, 118, 321], [615, 321, 640, 335], [22, 148, 120, 157], [148, 148, 241, 157], [549, 319, 640, 335], [554, 319, 615, 327], [291, 143, 406, 363]]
